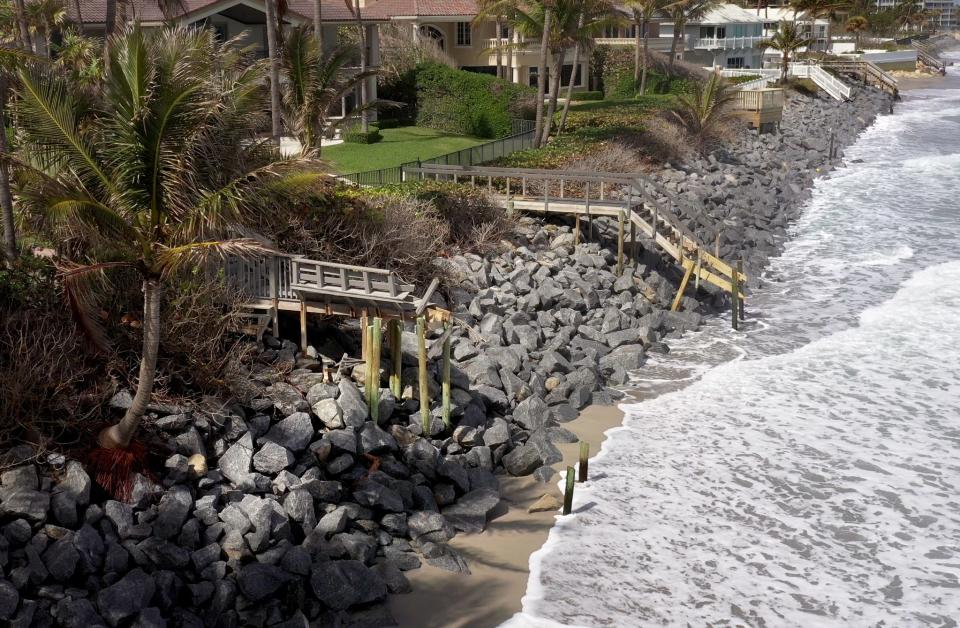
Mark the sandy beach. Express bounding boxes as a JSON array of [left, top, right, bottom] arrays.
[[388, 402, 627, 628]]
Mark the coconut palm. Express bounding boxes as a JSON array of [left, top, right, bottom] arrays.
[[845, 14, 869, 50], [759, 21, 813, 83], [344, 0, 371, 133], [54, 28, 103, 88], [281, 26, 377, 155], [0, 74, 14, 263], [9, 25, 313, 449], [670, 71, 735, 152], [665, 0, 717, 72], [265, 0, 283, 144], [556, 0, 621, 134], [625, 0, 670, 95]]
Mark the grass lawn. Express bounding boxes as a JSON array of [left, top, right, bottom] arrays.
[[323, 126, 486, 174], [494, 94, 677, 170]]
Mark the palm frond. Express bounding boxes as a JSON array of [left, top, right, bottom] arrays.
[[57, 260, 134, 351], [155, 238, 276, 278]]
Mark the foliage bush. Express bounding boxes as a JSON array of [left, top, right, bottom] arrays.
[[571, 90, 604, 101], [409, 63, 535, 139], [344, 128, 383, 144], [727, 74, 763, 85], [0, 257, 109, 445], [593, 46, 704, 99]]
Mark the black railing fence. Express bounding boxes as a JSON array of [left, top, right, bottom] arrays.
[[342, 119, 536, 186]]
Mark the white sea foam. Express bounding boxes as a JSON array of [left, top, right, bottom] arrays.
[[503, 66, 960, 628]]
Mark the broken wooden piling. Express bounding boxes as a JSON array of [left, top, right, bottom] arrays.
[[563, 466, 576, 515], [578, 442, 589, 483], [441, 322, 452, 428], [388, 319, 402, 398], [416, 316, 430, 434], [368, 318, 382, 422]]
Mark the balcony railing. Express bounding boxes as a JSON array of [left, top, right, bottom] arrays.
[[695, 36, 764, 50]]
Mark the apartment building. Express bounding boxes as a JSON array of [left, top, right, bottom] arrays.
[[659, 4, 766, 69]]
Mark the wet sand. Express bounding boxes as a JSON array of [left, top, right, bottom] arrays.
[[388, 403, 626, 628]]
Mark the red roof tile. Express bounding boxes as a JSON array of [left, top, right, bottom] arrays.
[[71, 0, 386, 25], [362, 0, 479, 19]]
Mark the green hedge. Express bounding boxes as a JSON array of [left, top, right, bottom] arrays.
[[344, 128, 383, 144], [571, 90, 604, 101], [597, 47, 692, 99], [412, 63, 535, 139]]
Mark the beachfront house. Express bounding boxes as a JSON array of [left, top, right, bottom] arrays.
[[365, 0, 590, 92], [659, 4, 766, 69], [759, 7, 831, 52], [69, 0, 386, 120]]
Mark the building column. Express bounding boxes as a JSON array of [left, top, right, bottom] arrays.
[[368, 24, 380, 121]]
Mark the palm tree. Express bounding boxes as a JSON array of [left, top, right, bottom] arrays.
[[665, 0, 717, 72], [845, 14, 869, 50], [25, 0, 66, 56], [670, 71, 735, 152], [759, 21, 813, 83], [54, 28, 103, 88], [9, 25, 312, 449], [264, 0, 283, 144], [281, 26, 377, 155], [534, 0, 553, 148], [313, 0, 322, 49], [557, 0, 620, 133], [0, 74, 15, 263], [345, 0, 370, 133], [625, 0, 669, 95], [13, 0, 32, 50]]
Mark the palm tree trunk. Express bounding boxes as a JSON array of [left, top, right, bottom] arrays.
[[313, 0, 323, 50], [264, 0, 282, 145], [541, 49, 565, 145], [104, 0, 116, 73], [73, 0, 83, 28], [668, 19, 681, 72], [558, 42, 581, 135], [99, 278, 161, 449], [353, 0, 369, 133], [495, 17, 503, 79], [640, 21, 650, 95], [13, 0, 31, 51], [0, 77, 16, 265], [634, 20, 641, 82], [781, 52, 789, 83], [534, 4, 553, 149]]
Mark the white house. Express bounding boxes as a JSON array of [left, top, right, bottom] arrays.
[[660, 4, 766, 69], [759, 7, 831, 52]]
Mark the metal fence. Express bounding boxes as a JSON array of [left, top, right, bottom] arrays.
[[341, 119, 537, 186]]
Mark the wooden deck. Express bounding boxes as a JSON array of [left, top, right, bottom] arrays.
[[225, 254, 447, 350], [731, 88, 784, 133], [402, 164, 747, 311], [820, 60, 900, 96]]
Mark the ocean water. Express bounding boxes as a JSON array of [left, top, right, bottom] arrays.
[[504, 55, 960, 628]]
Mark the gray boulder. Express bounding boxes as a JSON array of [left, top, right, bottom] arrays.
[[359, 422, 397, 454], [503, 444, 543, 476], [253, 442, 295, 474], [153, 485, 193, 540], [309, 560, 387, 611], [513, 396, 550, 431], [407, 511, 455, 543], [441, 489, 501, 533], [237, 563, 289, 602], [218, 432, 254, 485], [312, 398, 345, 429], [264, 413, 314, 452], [338, 379, 369, 428], [97, 568, 155, 626]]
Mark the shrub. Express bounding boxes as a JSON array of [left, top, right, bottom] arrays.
[[412, 62, 535, 139], [727, 74, 763, 85], [0, 257, 109, 444], [344, 128, 383, 144], [571, 90, 604, 101], [594, 46, 705, 99]]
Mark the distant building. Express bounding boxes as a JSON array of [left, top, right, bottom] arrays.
[[875, 0, 958, 30]]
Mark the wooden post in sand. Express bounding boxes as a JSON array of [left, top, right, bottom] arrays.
[[360, 312, 369, 361], [731, 265, 740, 331], [737, 259, 746, 321], [578, 442, 589, 483], [563, 466, 576, 515], [441, 322, 452, 428], [416, 316, 430, 434], [388, 319, 402, 398], [368, 318, 382, 422]]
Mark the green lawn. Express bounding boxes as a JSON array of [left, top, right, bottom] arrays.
[[324, 126, 486, 174]]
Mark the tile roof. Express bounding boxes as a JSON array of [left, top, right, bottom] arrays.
[[71, 0, 386, 25], [361, 0, 479, 19]]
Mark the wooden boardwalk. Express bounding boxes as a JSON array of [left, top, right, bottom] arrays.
[[225, 254, 447, 350], [403, 164, 747, 314], [820, 60, 899, 96]]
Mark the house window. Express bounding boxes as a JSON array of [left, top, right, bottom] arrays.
[[500, 24, 510, 38], [420, 25, 446, 51], [456, 22, 472, 47], [726, 57, 745, 69], [561, 64, 582, 88], [528, 66, 539, 88]]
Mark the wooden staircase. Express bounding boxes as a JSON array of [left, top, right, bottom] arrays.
[[821, 60, 900, 96], [913, 41, 946, 74], [402, 164, 747, 313]]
